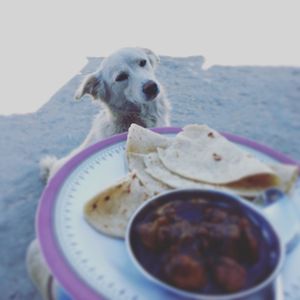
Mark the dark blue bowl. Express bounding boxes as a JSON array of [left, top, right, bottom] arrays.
[[126, 189, 284, 300]]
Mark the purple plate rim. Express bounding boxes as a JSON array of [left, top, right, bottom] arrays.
[[37, 127, 300, 300]]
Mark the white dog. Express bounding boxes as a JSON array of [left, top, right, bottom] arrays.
[[27, 47, 171, 300], [41, 47, 171, 180]]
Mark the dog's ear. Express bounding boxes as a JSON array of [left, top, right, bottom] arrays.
[[75, 72, 107, 101], [141, 48, 160, 68]]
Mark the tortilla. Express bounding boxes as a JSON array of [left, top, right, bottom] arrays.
[[127, 152, 170, 195], [84, 124, 299, 238], [84, 171, 150, 238], [269, 163, 299, 193], [144, 152, 273, 198], [126, 123, 171, 155], [126, 123, 172, 195], [157, 124, 279, 185]]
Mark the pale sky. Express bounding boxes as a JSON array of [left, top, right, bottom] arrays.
[[1, 0, 299, 115]]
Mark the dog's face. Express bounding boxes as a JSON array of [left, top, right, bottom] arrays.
[[76, 48, 162, 108]]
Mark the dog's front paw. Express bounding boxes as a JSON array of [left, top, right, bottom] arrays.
[[39, 155, 58, 182]]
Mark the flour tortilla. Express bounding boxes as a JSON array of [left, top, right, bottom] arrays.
[[126, 123, 172, 195], [84, 125, 298, 238], [127, 152, 170, 195], [268, 163, 299, 193], [144, 152, 298, 197], [84, 171, 150, 238], [144, 152, 267, 197], [126, 123, 171, 155], [157, 124, 279, 185]]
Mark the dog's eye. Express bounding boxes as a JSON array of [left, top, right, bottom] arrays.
[[139, 59, 147, 67], [116, 72, 128, 82]]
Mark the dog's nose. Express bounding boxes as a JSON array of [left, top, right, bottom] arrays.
[[143, 80, 159, 100]]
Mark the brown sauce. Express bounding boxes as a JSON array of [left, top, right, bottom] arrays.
[[130, 197, 279, 295]]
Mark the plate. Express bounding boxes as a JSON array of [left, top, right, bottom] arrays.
[[37, 127, 300, 300]]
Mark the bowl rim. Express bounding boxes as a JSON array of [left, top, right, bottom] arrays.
[[125, 188, 285, 300]]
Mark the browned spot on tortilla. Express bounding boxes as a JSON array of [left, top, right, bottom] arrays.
[[92, 203, 97, 210], [208, 132, 215, 138], [132, 173, 137, 179], [213, 153, 222, 161], [117, 184, 122, 189], [104, 195, 110, 201], [227, 174, 277, 189]]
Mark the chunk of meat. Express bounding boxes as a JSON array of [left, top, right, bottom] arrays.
[[164, 254, 207, 290], [157, 220, 195, 246], [212, 223, 241, 258], [136, 200, 261, 293], [240, 226, 259, 263], [155, 201, 179, 220], [213, 257, 246, 292], [204, 207, 228, 223], [137, 216, 169, 250], [206, 223, 241, 241]]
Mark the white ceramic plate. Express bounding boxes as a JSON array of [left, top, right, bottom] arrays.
[[37, 128, 299, 300]]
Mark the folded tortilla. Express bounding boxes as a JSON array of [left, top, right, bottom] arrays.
[[268, 162, 299, 193], [84, 124, 298, 238], [126, 123, 172, 194], [126, 123, 171, 155], [127, 152, 170, 195], [158, 124, 279, 185], [144, 152, 298, 197], [84, 171, 150, 238]]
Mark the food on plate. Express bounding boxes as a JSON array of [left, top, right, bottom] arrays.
[[163, 254, 207, 290], [143, 152, 267, 198], [268, 162, 299, 193], [143, 152, 298, 197], [84, 171, 150, 238], [213, 257, 247, 293], [126, 123, 171, 155], [127, 124, 298, 197], [84, 124, 298, 238], [127, 153, 170, 195], [132, 197, 274, 294], [157, 124, 278, 185]]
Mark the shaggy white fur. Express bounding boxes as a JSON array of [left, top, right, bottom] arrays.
[[40, 47, 171, 181]]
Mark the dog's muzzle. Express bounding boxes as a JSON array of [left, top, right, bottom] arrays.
[[143, 80, 159, 100]]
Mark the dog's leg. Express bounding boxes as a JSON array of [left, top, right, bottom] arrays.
[[40, 111, 111, 182], [26, 239, 56, 300], [39, 155, 58, 182]]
